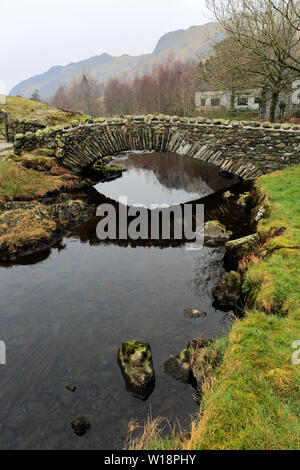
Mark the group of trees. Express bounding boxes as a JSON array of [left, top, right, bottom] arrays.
[[104, 61, 198, 116], [205, 0, 300, 121], [47, 1, 299, 121], [50, 75, 104, 116], [48, 61, 199, 117]]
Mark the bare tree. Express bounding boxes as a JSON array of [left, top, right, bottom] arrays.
[[270, 0, 300, 73], [206, 0, 298, 120], [50, 86, 70, 109], [202, 38, 260, 111]]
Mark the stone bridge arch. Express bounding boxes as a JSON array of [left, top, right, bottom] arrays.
[[13, 116, 300, 179]]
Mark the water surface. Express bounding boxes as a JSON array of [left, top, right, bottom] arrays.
[[0, 152, 237, 449]]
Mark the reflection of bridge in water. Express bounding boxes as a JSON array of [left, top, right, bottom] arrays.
[[0, 181, 251, 269]]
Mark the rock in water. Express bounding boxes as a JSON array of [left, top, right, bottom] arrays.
[[164, 339, 213, 392], [183, 308, 207, 319], [202, 220, 232, 246], [71, 417, 91, 436], [117, 341, 155, 401], [164, 348, 191, 384], [212, 271, 242, 311]]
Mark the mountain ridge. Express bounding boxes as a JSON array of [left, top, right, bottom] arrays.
[[10, 22, 222, 99]]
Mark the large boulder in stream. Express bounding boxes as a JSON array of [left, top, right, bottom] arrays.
[[117, 341, 155, 401], [212, 271, 242, 311]]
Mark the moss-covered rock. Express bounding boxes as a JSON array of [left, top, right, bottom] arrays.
[[164, 338, 214, 393], [225, 233, 261, 267], [164, 347, 191, 383], [249, 121, 261, 128], [237, 192, 251, 208], [203, 220, 232, 246], [33, 148, 55, 157], [183, 308, 207, 319], [262, 122, 272, 129], [212, 271, 242, 311], [71, 417, 91, 436], [117, 341, 155, 400], [251, 187, 272, 226]]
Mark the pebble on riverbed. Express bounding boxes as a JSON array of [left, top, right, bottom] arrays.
[[71, 417, 91, 436]]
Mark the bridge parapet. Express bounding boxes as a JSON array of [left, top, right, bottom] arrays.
[[13, 115, 300, 178]]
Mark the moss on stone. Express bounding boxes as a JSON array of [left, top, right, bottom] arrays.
[[225, 233, 261, 267], [262, 122, 272, 129]]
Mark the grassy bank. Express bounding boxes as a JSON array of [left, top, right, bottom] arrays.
[[144, 164, 300, 450], [0, 159, 86, 257], [0, 160, 75, 202]]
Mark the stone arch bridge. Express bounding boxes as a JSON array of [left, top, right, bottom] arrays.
[[13, 116, 300, 179]]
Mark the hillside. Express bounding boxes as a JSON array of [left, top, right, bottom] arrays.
[[10, 22, 222, 100], [0, 96, 88, 125]]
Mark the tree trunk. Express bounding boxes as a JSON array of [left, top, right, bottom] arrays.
[[269, 90, 280, 122], [259, 88, 268, 120]]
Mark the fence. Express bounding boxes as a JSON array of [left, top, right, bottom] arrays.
[[0, 111, 9, 142]]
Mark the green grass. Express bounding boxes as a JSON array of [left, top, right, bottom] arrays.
[[1, 96, 88, 126], [146, 164, 300, 450]]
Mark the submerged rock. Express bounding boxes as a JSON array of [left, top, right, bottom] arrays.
[[117, 341, 155, 401], [21, 155, 57, 172], [212, 271, 242, 311], [203, 220, 232, 246], [71, 416, 91, 436], [225, 233, 260, 267], [183, 308, 207, 319], [164, 348, 191, 383]]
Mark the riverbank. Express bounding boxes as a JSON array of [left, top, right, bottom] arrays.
[[0, 156, 123, 260], [137, 163, 300, 450]]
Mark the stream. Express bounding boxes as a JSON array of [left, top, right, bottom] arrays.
[[0, 152, 244, 449]]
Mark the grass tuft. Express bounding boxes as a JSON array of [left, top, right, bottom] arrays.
[[0, 161, 74, 201]]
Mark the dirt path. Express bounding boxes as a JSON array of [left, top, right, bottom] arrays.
[[0, 141, 13, 160]]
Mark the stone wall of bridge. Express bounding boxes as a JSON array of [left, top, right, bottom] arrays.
[[13, 115, 300, 178]]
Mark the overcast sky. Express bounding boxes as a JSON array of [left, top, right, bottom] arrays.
[[0, 0, 210, 93]]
